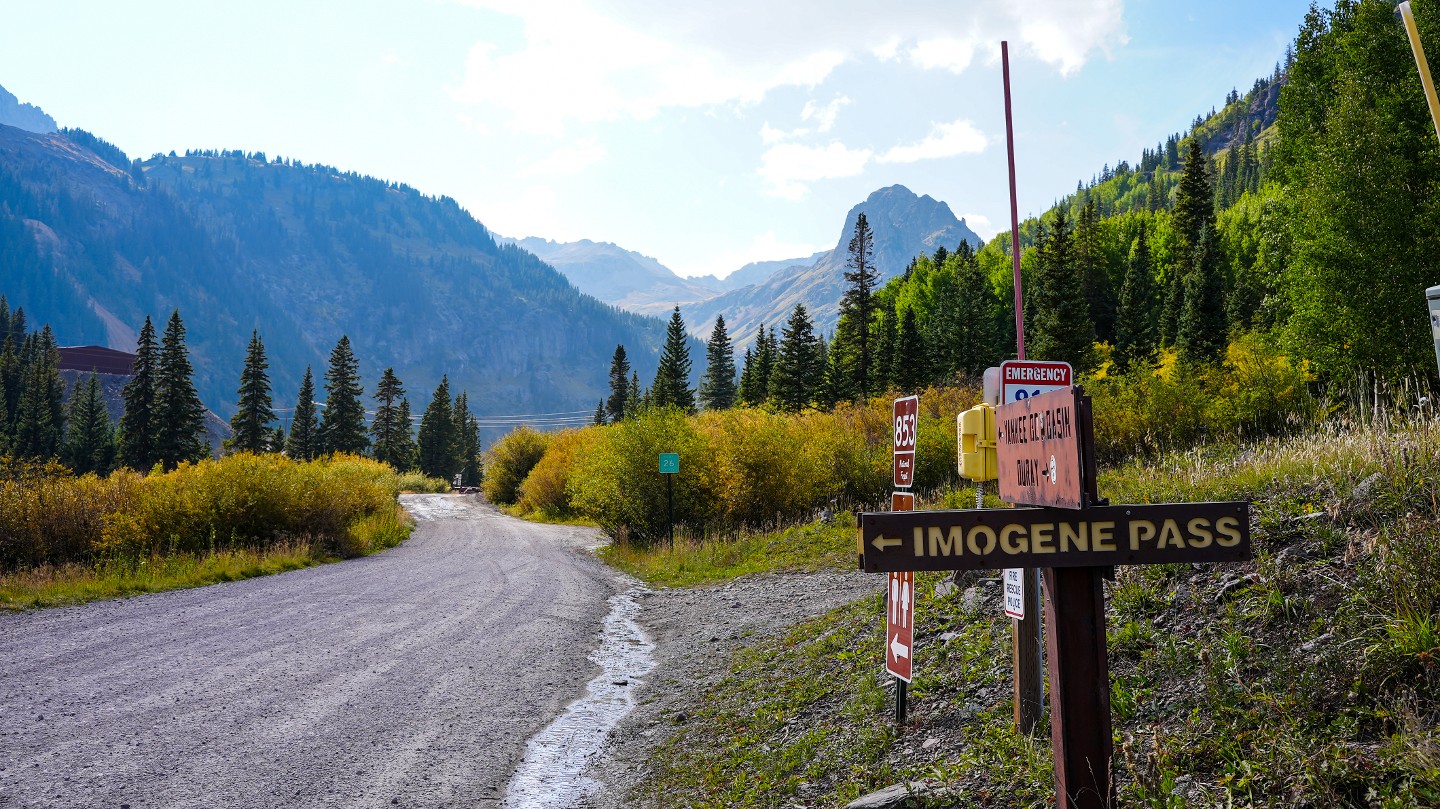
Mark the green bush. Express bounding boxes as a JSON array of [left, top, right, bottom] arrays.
[[395, 471, 450, 493], [482, 427, 550, 505]]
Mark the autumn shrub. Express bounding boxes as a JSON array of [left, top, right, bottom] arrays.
[[518, 427, 599, 517], [0, 452, 404, 572], [483, 426, 551, 505], [568, 407, 717, 545], [395, 471, 451, 493]]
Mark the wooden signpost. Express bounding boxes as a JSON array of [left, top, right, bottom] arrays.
[[859, 386, 1252, 808]]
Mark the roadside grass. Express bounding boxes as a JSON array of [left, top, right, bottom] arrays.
[[598, 513, 856, 588], [619, 415, 1440, 807], [0, 504, 413, 612]]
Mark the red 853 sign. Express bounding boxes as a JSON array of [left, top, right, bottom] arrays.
[[893, 395, 918, 487]]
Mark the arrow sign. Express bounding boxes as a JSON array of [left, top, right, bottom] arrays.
[[871, 535, 902, 552], [886, 571, 914, 682], [889, 633, 910, 661]]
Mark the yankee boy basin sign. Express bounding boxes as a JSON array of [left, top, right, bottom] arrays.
[[858, 384, 1252, 808]]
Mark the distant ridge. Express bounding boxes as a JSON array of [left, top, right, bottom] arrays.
[[0, 83, 56, 133]]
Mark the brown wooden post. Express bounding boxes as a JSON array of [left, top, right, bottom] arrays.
[[1043, 388, 1113, 807]]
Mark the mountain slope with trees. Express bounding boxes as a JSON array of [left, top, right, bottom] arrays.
[[0, 122, 672, 424]]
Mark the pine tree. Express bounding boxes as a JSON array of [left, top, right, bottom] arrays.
[[626, 372, 641, 418], [119, 316, 159, 470], [651, 307, 695, 412], [417, 376, 456, 479], [894, 307, 929, 392], [452, 391, 481, 486], [593, 399, 607, 426], [1176, 223, 1228, 362], [698, 315, 737, 411], [768, 304, 823, 412], [1028, 208, 1095, 370], [320, 335, 368, 455], [63, 373, 114, 475], [286, 366, 320, 461], [1114, 222, 1157, 369], [370, 368, 413, 469], [737, 347, 756, 406], [873, 304, 898, 394], [835, 212, 879, 399], [1173, 139, 1216, 257], [1076, 197, 1116, 344], [228, 330, 275, 454], [14, 327, 65, 460], [154, 310, 205, 470], [1159, 265, 1185, 348], [606, 345, 630, 422]]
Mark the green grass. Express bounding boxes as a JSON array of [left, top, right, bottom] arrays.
[[598, 513, 857, 587], [0, 504, 413, 612], [615, 415, 1440, 808]]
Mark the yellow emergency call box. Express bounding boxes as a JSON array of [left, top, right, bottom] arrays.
[[957, 403, 998, 482]]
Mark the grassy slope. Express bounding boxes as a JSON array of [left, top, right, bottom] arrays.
[[611, 418, 1440, 807]]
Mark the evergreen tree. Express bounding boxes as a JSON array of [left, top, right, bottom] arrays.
[[63, 373, 114, 475], [605, 344, 630, 422], [1176, 223, 1228, 362], [154, 310, 205, 470], [626, 372, 641, 418], [370, 368, 413, 469], [893, 307, 930, 392], [1114, 222, 1158, 369], [651, 307, 695, 412], [1075, 197, 1116, 344], [14, 327, 65, 460], [768, 304, 823, 412], [119, 316, 159, 470], [417, 376, 456, 479], [1172, 139, 1216, 257], [593, 399, 607, 426], [698, 315, 737, 411], [937, 248, 1000, 377], [737, 347, 756, 406], [286, 366, 320, 460], [1159, 265, 1185, 348], [873, 304, 898, 394], [453, 391, 481, 486], [227, 330, 275, 454], [835, 212, 879, 399], [1028, 208, 1095, 370], [320, 336, 368, 455]]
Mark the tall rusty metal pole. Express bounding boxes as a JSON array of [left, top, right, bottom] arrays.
[[1398, 3, 1440, 145], [1001, 40, 1045, 737]]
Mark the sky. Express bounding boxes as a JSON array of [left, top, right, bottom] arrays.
[[0, 0, 1313, 280]]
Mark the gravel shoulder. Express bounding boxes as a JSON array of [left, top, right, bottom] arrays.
[[581, 569, 881, 809]]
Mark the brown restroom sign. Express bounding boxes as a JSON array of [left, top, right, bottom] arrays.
[[997, 385, 1083, 509]]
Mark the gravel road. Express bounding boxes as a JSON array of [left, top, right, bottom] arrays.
[[0, 495, 622, 809]]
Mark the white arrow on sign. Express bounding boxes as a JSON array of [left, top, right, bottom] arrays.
[[872, 535, 902, 551], [889, 633, 910, 661]]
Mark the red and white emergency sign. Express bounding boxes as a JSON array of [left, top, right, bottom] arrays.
[[999, 360, 1073, 404]]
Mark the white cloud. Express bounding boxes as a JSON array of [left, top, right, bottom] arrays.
[[760, 122, 808, 144], [959, 212, 995, 240], [518, 139, 608, 177], [450, 1, 1126, 132], [801, 96, 851, 133], [878, 119, 987, 164], [758, 141, 872, 200]]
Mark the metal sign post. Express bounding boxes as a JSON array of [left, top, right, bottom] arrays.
[[889, 398, 918, 725], [659, 453, 679, 550], [859, 393, 1252, 808]]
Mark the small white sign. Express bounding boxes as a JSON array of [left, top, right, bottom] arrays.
[[1003, 568, 1025, 620]]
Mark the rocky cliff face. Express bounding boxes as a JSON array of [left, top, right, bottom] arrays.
[[682, 185, 982, 346], [0, 84, 56, 134]]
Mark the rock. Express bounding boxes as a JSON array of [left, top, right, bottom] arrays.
[[1214, 573, 1259, 602], [938, 631, 962, 643], [921, 737, 940, 750], [933, 580, 957, 600], [960, 586, 985, 612], [846, 781, 931, 809], [1299, 632, 1334, 654], [1352, 471, 1385, 503]]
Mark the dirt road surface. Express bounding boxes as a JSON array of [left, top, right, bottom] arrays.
[[0, 495, 621, 809]]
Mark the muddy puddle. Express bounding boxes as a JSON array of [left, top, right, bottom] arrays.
[[502, 584, 655, 808]]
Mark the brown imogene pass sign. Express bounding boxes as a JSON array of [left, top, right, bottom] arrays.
[[996, 386, 1084, 509], [858, 502, 1251, 573]]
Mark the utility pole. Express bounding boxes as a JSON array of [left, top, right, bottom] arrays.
[[1001, 40, 1046, 736]]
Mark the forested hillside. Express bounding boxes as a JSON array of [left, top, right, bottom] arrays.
[[0, 124, 671, 422]]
